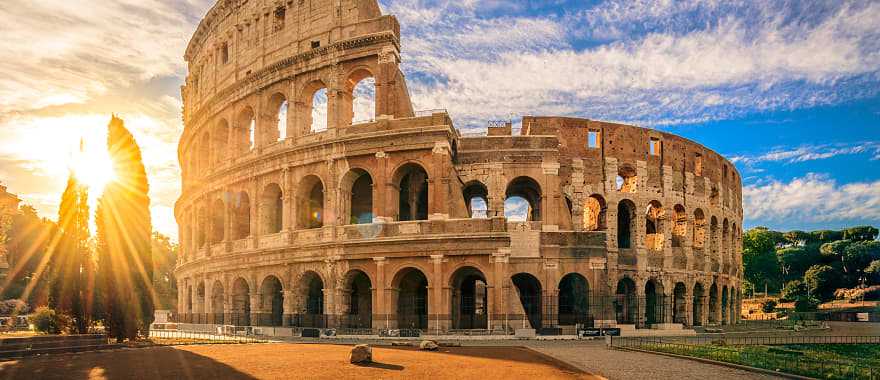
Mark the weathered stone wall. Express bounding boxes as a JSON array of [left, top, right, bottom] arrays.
[[175, 0, 744, 331]]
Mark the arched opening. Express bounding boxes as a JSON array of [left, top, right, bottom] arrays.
[[558, 273, 590, 326], [349, 71, 376, 124], [259, 276, 284, 326], [232, 278, 250, 326], [511, 273, 542, 329], [235, 107, 256, 153], [261, 183, 283, 234], [197, 207, 207, 248], [617, 200, 636, 249], [505, 177, 542, 221], [708, 283, 719, 325], [462, 181, 489, 219], [342, 169, 373, 225], [211, 281, 224, 325], [672, 204, 686, 247], [394, 163, 429, 221], [645, 279, 665, 326], [268, 93, 288, 142], [693, 209, 706, 249], [450, 267, 488, 329], [298, 175, 324, 229], [196, 282, 205, 323], [616, 164, 637, 192], [673, 282, 687, 325], [693, 283, 704, 326], [210, 198, 225, 244], [583, 194, 606, 231], [615, 278, 637, 324], [296, 271, 325, 328], [233, 192, 251, 240], [199, 133, 211, 172], [310, 88, 328, 132], [721, 286, 729, 325], [213, 119, 229, 164], [343, 270, 372, 329], [394, 268, 428, 330], [645, 200, 664, 251]]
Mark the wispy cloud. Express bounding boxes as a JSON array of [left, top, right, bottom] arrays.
[[743, 173, 880, 224], [731, 142, 880, 165]]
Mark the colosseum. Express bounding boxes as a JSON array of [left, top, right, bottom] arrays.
[[174, 0, 743, 335]]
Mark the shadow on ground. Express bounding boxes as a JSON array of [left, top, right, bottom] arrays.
[[0, 346, 257, 380]]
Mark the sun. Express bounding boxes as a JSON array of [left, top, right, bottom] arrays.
[[71, 139, 115, 193]]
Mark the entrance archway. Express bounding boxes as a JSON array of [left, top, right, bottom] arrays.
[[673, 282, 687, 325], [615, 278, 637, 324], [450, 267, 488, 329], [645, 279, 665, 325], [558, 273, 590, 326], [511, 273, 542, 329], [693, 283, 704, 326], [259, 276, 284, 326], [231, 278, 250, 326], [211, 281, 224, 324], [394, 268, 428, 329], [343, 270, 372, 329]]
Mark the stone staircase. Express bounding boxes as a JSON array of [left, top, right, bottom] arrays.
[[0, 334, 120, 359]]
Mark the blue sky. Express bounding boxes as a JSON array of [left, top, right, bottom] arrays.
[[0, 0, 877, 239]]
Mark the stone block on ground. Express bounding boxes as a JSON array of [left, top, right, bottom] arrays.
[[350, 344, 372, 364], [419, 340, 438, 351]]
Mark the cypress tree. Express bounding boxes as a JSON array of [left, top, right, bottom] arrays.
[[52, 164, 91, 333], [95, 116, 153, 341]]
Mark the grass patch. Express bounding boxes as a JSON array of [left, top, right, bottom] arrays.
[[636, 342, 879, 379]]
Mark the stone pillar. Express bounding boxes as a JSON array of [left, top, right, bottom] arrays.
[[373, 151, 389, 222], [488, 163, 504, 218], [491, 249, 510, 331], [541, 161, 560, 230], [684, 285, 694, 327], [282, 167, 292, 230], [282, 290, 294, 326], [636, 278, 647, 328], [430, 142, 450, 220], [250, 293, 261, 326], [701, 289, 710, 326], [430, 255, 444, 333], [373, 257, 386, 329]]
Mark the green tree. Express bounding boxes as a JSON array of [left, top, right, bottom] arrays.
[[866, 260, 880, 285], [842, 241, 880, 282], [95, 116, 153, 342], [843, 226, 879, 242], [804, 264, 840, 301], [2, 205, 56, 304], [151, 232, 178, 310], [783, 230, 811, 246], [780, 280, 807, 302], [742, 227, 783, 293], [50, 171, 92, 333], [810, 230, 843, 244], [777, 246, 821, 282]]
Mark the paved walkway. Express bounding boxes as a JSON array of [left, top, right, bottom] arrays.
[[527, 341, 783, 380]]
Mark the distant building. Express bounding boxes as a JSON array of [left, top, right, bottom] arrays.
[[0, 183, 21, 279]]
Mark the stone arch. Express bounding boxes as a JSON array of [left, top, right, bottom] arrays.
[[342, 269, 373, 329], [210, 198, 225, 244], [392, 162, 429, 221], [583, 194, 606, 231], [267, 92, 288, 142], [346, 67, 376, 125], [692, 282, 705, 326], [295, 270, 325, 327], [672, 204, 687, 247], [615, 277, 637, 324], [511, 272, 542, 329], [213, 119, 229, 164], [303, 80, 328, 133], [232, 191, 251, 239], [261, 183, 283, 234], [462, 180, 489, 219], [505, 176, 542, 222], [297, 175, 325, 229], [673, 282, 687, 325], [231, 277, 251, 326], [235, 106, 256, 153], [616, 164, 637, 192], [340, 168, 373, 225], [558, 273, 590, 326], [196, 281, 206, 321], [211, 280, 224, 324], [450, 266, 488, 329], [392, 267, 429, 330], [197, 206, 208, 248], [645, 200, 665, 251], [693, 208, 706, 249], [617, 199, 637, 249], [644, 278, 666, 325], [721, 285, 729, 325], [708, 282, 719, 324], [259, 275, 284, 326]]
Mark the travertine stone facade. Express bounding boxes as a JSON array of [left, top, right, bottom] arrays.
[[175, 0, 743, 332], [0, 183, 21, 278]]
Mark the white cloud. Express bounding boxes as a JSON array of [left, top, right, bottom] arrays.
[[743, 173, 880, 224], [731, 142, 880, 165]]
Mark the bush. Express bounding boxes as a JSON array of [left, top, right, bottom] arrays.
[[28, 307, 70, 334], [804, 265, 840, 301], [0, 299, 28, 316], [780, 280, 807, 302], [761, 299, 777, 313], [794, 296, 820, 312]]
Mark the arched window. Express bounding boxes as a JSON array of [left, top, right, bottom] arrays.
[[268, 93, 288, 142], [462, 181, 489, 219], [583, 194, 606, 231], [351, 75, 375, 124], [617, 200, 636, 249], [394, 164, 429, 221], [236, 107, 256, 152], [342, 169, 373, 225], [311, 88, 328, 132], [672, 204, 687, 247], [233, 191, 251, 239], [210, 198, 225, 244], [298, 176, 324, 229], [261, 183, 283, 234], [213, 120, 229, 164], [645, 200, 664, 251], [505, 177, 542, 222]]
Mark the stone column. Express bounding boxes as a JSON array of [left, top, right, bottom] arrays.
[[491, 249, 510, 331], [373, 257, 386, 329], [282, 290, 294, 326], [250, 293, 262, 326], [430, 255, 444, 333]]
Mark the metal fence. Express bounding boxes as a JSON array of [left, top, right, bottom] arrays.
[[149, 328, 268, 344], [612, 336, 880, 380]]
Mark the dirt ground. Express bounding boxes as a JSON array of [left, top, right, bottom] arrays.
[[0, 343, 595, 380]]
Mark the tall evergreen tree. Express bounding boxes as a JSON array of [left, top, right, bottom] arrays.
[[52, 166, 92, 333], [95, 116, 153, 342]]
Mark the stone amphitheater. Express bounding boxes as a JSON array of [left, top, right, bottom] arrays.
[[174, 0, 743, 334]]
